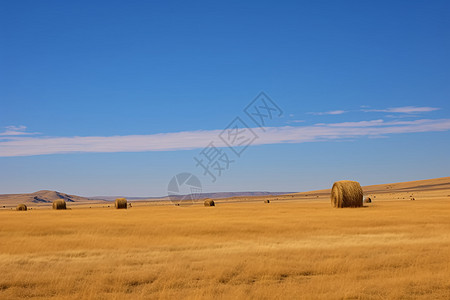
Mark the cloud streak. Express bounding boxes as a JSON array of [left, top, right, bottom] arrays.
[[362, 106, 440, 114], [1, 119, 450, 157], [308, 106, 440, 116], [308, 110, 347, 115], [316, 119, 438, 127], [0, 125, 40, 136]]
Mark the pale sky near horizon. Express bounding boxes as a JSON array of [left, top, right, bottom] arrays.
[[1, 1, 449, 197]]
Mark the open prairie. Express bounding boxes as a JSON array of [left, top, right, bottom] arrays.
[[1, 179, 450, 299]]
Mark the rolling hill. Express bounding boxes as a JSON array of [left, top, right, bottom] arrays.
[[284, 176, 450, 198], [89, 191, 293, 201], [1, 177, 448, 208], [0, 190, 92, 206]]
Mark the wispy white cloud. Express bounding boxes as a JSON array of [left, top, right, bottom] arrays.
[[1, 119, 450, 157], [385, 114, 419, 119], [307, 106, 440, 117], [315, 120, 384, 127], [362, 106, 440, 114], [286, 120, 306, 124], [308, 110, 347, 116], [0, 125, 40, 136], [317, 119, 435, 127]]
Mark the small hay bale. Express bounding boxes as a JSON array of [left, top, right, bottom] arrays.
[[204, 199, 215, 207], [331, 180, 363, 208], [16, 204, 27, 211], [115, 198, 127, 209], [52, 200, 66, 210], [364, 197, 372, 203], [264, 199, 270, 203]]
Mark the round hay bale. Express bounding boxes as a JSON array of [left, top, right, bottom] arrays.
[[16, 204, 27, 211], [52, 200, 66, 210], [331, 180, 363, 208], [264, 199, 270, 203], [204, 199, 215, 207], [364, 197, 372, 203], [115, 198, 127, 209]]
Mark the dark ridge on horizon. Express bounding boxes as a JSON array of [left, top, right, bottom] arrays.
[[1, 177, 449, 205], [89, 191, 295, 201]]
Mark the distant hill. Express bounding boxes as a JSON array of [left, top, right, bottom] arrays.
[[0, 190, 92, 206], [0, 190, 293, 206], [284, 176, 450, 197], [1, 177, 448, 207], [90, 191, 293, 201]]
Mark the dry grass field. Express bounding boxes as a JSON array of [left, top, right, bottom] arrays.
[[1, 179, 450, 299]]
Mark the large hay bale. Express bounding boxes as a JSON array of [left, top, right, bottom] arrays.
[[16, 204, 27, 211], [264, 199, 270, 203], [115, 198, 127, 209], [204, 199, 215, 207], [331, 180, 363, 208], [52, 200, 66, 210]]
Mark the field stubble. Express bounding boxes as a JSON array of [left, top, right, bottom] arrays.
[[1, 198, 450, 299]]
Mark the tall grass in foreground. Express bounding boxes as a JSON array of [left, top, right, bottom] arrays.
[[1, 197, 450, 299]]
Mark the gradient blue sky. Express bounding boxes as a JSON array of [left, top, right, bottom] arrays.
[[1, 1, 449, 196]]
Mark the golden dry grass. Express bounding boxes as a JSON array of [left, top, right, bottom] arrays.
[[1, 197, 450, 299]]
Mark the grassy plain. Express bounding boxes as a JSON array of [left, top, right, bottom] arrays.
[[1, 191, 450, 299]]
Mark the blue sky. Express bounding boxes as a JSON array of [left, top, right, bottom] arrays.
[[1, 1, 449, 196]]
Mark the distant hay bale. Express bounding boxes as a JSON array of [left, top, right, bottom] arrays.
[[16, 204, 27, 211], [264, 199, 270, 203], [331, 180, 363, 208], [52, 200, 66, 210], [115, 198, 127, 209], [204, 199, 215, 207]]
